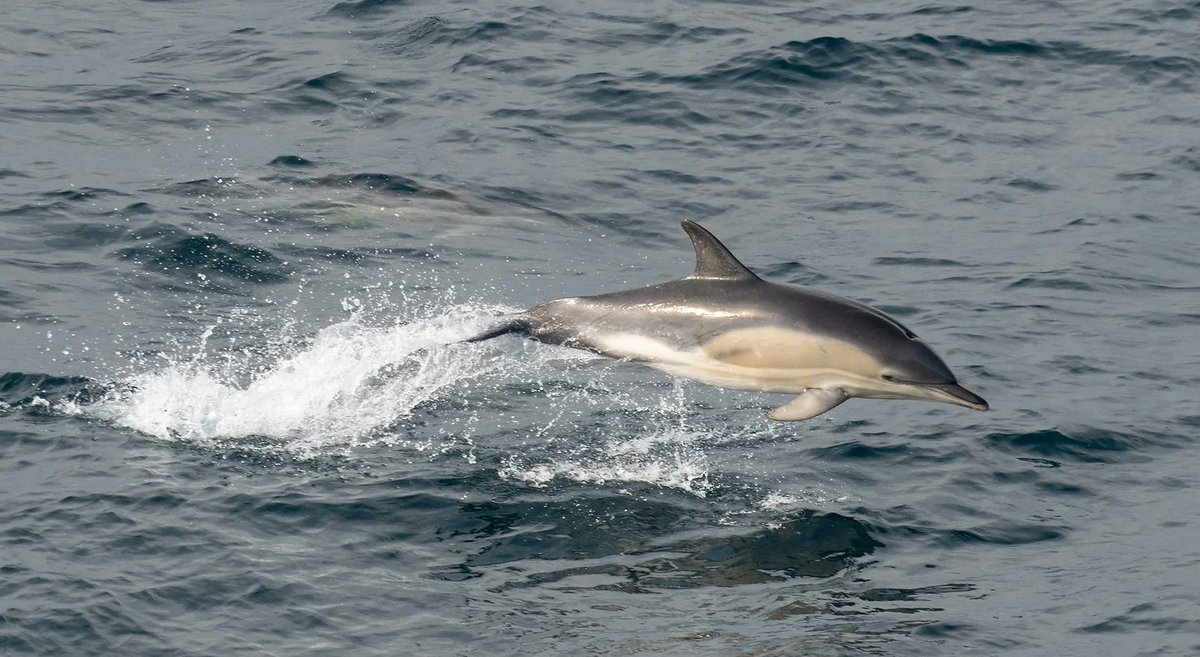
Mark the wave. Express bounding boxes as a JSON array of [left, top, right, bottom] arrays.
[[985, 427, 1142, 464], [667, 33, 1199, 94], [324, 0, 409, 20], [0, 372, 101, 416], [117, 226, 290, 288]]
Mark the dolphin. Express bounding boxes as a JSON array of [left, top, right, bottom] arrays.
[[469, 221, 987, 421]]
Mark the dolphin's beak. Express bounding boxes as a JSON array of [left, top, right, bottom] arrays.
[[919, 382, 989, 411]]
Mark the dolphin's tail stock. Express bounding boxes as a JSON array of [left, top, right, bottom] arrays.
[[462, 316, 530, 343]]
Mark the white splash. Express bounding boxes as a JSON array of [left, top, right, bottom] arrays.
[[498, 424, 714, 497], [87, 304, 513, 455]]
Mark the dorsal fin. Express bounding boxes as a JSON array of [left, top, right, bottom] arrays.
[[681, 220, 759, 280]]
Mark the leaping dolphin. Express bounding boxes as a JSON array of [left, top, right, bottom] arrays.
[[470, 221, 987, 421]]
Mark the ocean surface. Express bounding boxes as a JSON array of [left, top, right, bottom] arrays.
[[3, 1, 1199, 655]]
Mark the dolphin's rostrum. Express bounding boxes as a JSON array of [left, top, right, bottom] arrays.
[[470, 221, 987, 421]]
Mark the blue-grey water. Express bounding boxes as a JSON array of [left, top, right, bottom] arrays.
[[3, 1, 1199, 655]]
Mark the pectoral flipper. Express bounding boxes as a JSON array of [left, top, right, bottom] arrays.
[[768, 389, 847, 421]]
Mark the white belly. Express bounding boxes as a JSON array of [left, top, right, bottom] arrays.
[[589, 331, 878, 394]]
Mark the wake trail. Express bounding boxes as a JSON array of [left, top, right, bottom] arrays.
[[72, 301, 810, 502]]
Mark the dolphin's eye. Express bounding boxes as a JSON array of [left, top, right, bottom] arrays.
[[881, 374, 897, 382]]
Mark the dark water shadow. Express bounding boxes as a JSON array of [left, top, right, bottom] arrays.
[[430, 493, 882, 591]]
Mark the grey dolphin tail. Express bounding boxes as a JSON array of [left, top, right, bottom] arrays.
[[462, 317, 530, 343]]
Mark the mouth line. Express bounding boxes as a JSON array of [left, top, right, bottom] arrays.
[[893, 380, 989, 411]]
